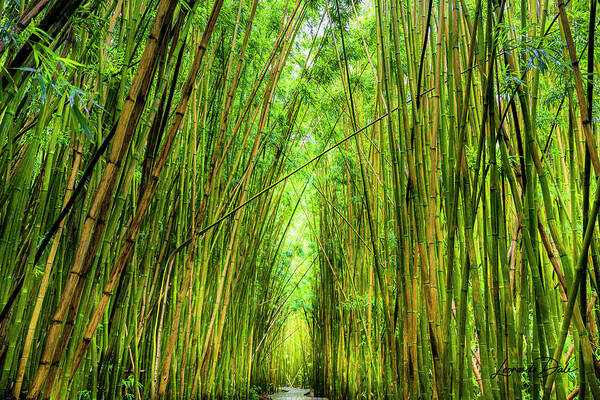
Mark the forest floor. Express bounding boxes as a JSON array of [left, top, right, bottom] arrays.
[[267, 387, 327, 399]]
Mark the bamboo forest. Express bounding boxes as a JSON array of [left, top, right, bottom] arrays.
[[1, 0, 600, 398]]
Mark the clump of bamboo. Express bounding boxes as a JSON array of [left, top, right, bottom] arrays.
[[1, 0, 600, 399], [309, 0, 600, 399], [0, 0, 318, 398]]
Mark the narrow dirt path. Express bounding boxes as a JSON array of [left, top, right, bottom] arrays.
[[270, 387, 327, 399]]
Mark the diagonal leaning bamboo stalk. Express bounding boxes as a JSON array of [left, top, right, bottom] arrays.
[[25, 1, 178, 397], [554, 0, 600, 176], [12, 133, 84, 399], [66, 0, 224, 385]]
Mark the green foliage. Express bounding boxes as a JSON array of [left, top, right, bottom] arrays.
[[248, 385, 263, 400], [76, 390, 91, 400]]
